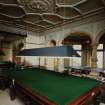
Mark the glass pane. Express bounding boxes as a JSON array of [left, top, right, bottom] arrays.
[[97, 44, 103, 50], [69, 51, 81, 67], [73, 45, 81, 50], [97, 52, 103, 68], [72, 45, 81, 67]]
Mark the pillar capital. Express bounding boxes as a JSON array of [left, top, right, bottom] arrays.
[[92, 43, 99, 49]]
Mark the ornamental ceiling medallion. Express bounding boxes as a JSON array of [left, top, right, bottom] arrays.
[[18, 0, 51, 12], [27, 0, 50, 12]]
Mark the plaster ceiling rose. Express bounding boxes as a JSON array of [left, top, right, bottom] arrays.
[[28, 0, 50, 12], [18, 0, 51, 12]]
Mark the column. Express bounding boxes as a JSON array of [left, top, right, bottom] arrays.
[[103, 43, 105, 68], [82, 44, 87, 66], [91, 43, 98, 71], [38, 57, 40, 68], [44, 57, 47, 69], [64, 58, 70, 68], [54, 58, 59, 72], [87, 45, 92, 67]]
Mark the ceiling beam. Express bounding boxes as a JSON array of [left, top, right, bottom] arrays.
[[0, 30, 27, 37]]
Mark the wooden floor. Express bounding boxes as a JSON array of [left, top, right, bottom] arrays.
[[0, 89, 24, 105]]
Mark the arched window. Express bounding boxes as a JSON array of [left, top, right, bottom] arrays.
[[97, 34, 105, 68], [62, 32, 92, 67]]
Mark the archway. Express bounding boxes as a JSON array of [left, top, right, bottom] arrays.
[[48, 39, 56, 47], [96, 33, 105, 68], [62, 32, 92, 67], [62, 32, 92, 45], [91, 29, 105, 70], [94, 29, 105, 45]]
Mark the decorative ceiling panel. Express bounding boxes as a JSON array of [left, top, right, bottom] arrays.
[[25, 22, 46, 31], [75, 0, 104, 13], [56, 0, 84, 5], [18, 0, 54, 13], [0, 14, 15, 22], [0, 5, 25, 17], [43, 14, 63, 24], [56, 7, 80, 19], [36, 20, 54, 27], [23, 14, 42, 23], [0, 0, 104, 33], [0, 0, 17, 4]]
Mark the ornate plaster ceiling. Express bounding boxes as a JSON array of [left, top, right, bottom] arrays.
[[0, 0, 104, 33]]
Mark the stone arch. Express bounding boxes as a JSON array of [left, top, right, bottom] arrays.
[[62, 31, 92, 44], [91, 29, 105, 69], [94, 29, 105, 45], [61, 31, 93, 67], [48, 39, 56, 46]]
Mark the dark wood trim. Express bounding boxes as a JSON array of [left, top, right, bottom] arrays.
[[15, 81, 56, 105], [2, 75, 102, 105], [68, 85, 100, 105], [14, 80, 101, 105], [0, 31, 27, 37]]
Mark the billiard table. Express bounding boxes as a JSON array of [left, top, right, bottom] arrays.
[[0, 61, 16, 89], [0, 61, 15, 69], [4, 68, 102, 105]]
